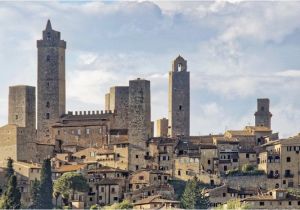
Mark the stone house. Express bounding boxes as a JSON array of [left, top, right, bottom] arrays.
[[241, 189, 300, 209], [133, 195, 180, 210], [258, 136, 300, 189]]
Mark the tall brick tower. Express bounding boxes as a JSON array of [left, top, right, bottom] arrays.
[[37, 20, 66, 143], [128, 78, 151, 171], [168, 55, 190, 137], [255, 98, 272, 129]]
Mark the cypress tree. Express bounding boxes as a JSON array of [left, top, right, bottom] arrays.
[[6, 157, 14, 178], [1, 175, 21, 209], [30, 179, 41, 209], [39, 159, 53, 209], [180, 177, 197, 209]]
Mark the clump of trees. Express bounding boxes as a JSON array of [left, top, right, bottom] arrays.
[[0, 158, 21, 209], [225, 164, 265, 176], [180, 177, 211, 209], [101, 199, 133, 210], [54, 172, 89, 207], [215, 199, 250, 209]]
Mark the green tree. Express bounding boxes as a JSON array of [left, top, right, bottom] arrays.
[[54, 172, 89, 206], [0, 175, 21, 209], [180, 177, 198, 209], [39, 159, 53, 209], [197, 187, 211, 209], [215, 199, 250, 210], [6, 157, 14, 178], [102, 200, 133, 210], [30, 179, 41, 209]]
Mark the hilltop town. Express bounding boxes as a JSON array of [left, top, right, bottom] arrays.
[[0, 20, 299, 209]]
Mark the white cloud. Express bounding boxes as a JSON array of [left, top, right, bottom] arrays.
[[1, 1, 300, 138]]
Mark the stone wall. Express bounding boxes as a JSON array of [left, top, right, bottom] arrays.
[[222, 175, 267, 189]]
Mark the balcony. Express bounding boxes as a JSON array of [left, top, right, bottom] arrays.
[[267, 173, 280, 179], [284, 173, 294, 178]]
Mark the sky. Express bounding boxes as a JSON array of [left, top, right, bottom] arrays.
[[1, 1, 300, 138]]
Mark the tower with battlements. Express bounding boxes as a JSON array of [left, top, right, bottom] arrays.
[[37, 20, 66, 143], [255, 98, 272, 129], [168, 55, 190, 137]]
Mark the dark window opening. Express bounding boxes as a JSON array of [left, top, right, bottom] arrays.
[[46, 55, 50, 62], [46, 113, 50, 119], [46, 101, 50, 108], [179, 105, 182, 111], [287, 157, 291, 162]]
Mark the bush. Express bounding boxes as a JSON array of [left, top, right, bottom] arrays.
[[225, 167, 265, 177], [90, 204, 100, 210], [241, 164, 254, 172]]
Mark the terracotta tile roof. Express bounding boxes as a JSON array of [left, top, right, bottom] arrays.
[[134, 195, 179, 205], [54, 164, 85, 173], [72, 147, 99, 158], [226, 130, 254, 136], [98, 178, 124, 185], [14, 161, 41, 169], [199, 144, 217, 149]]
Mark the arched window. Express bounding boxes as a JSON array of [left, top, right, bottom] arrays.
[[46, 101, 50, 108], [47, 32, 51, 40]]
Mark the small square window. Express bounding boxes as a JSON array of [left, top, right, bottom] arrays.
[[259, 202, 264, 206]]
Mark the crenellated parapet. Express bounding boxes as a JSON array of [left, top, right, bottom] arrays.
[[66, 109, 117, 116]]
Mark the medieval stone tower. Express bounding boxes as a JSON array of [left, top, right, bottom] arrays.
[[37, 20, 66, 143], [6, 85, 37, 162], [9, 85, 36, 129], [168, 55, 190, 137], [128, 78, 151, 170], [254, 98, 272, 129]]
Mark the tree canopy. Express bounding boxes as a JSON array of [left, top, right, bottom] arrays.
[[54, 172, 89, 200], [0, 175, 21, 209], [5, 157, 14, 178], [180, 177, 211, 209]]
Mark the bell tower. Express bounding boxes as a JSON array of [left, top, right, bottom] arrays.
[[168, 55, 190, 137], [37, 20, 66, 143], [255, 98, 272, 129]]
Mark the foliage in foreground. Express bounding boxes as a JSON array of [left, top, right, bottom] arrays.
[[0, 175, 21, 209], [39, 158, 53, 209], [180, 177, 211, 209], [215, 199, 250, 210], [54, 172, 89, 206], [101, 199, 133, 210]]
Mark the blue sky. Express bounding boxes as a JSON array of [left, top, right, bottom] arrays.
[[1, 1, 300, 137]]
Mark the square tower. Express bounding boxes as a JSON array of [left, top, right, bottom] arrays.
[[254, 98, 272, 128], [168, 55, 190, 137], [37, 20, 66, 143], [156, 118, 168, 137], [8, 85, 36, 129], [128, 78, 151, 170]]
